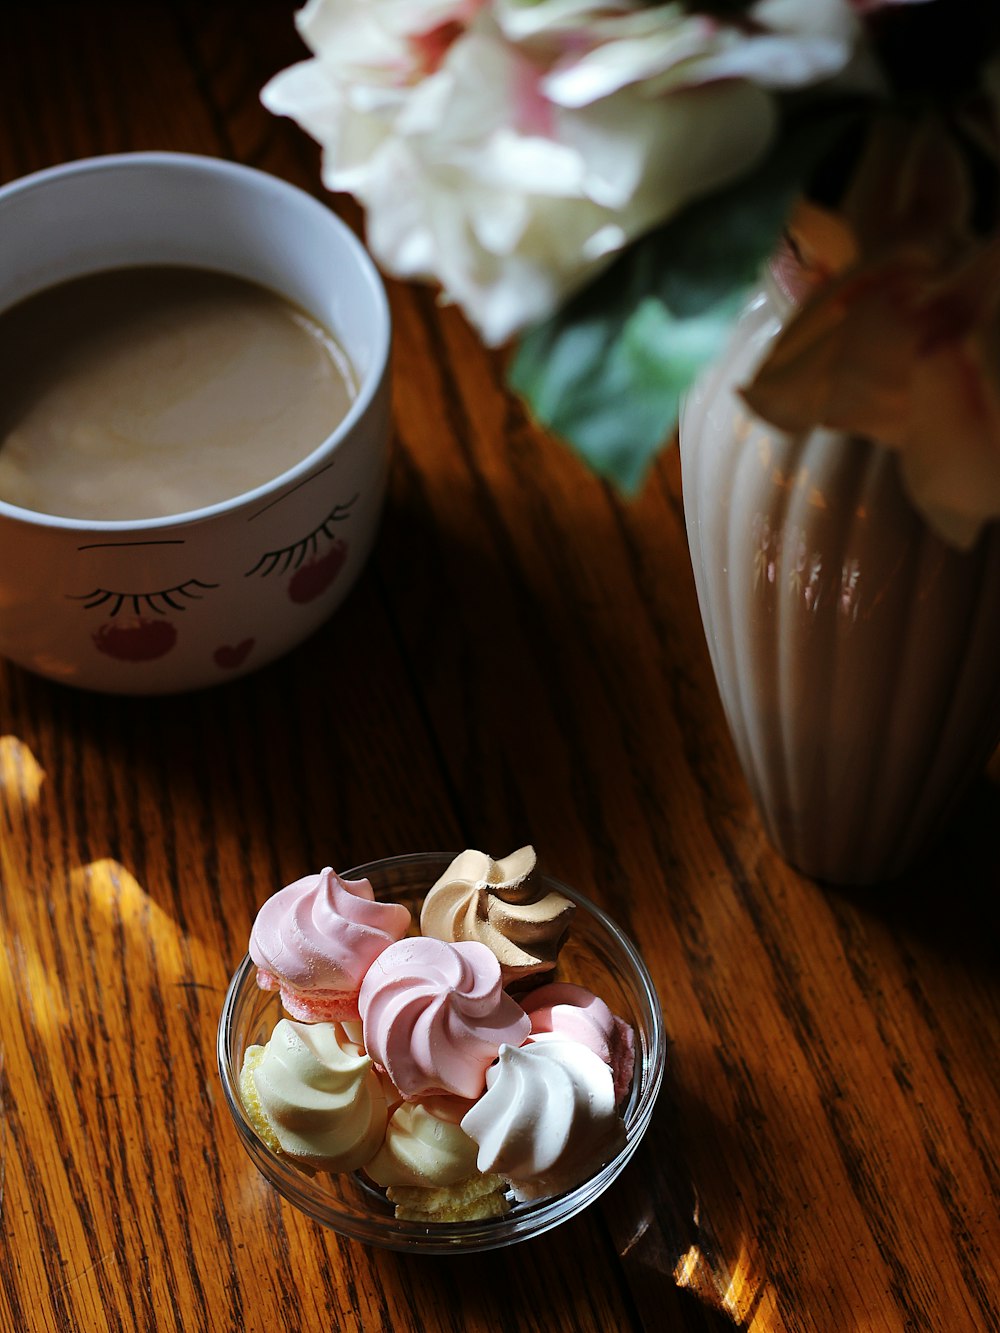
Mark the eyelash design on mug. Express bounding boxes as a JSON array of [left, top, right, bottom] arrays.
[[68, 579, 220, 617], [244, 495, 359, 578]]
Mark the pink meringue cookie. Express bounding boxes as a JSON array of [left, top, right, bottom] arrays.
[[250, 866, 411, 1021], [358, 937, 530, 1100], [523, 981, 635, 1106]]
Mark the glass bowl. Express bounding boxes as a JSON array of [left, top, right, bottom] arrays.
[[217, 852, 665, 1253]]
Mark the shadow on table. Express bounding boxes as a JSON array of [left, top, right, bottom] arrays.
[[1, 564, 464, 913], [592, 1040, 909, 1333], [827, 770, 1000, 976], [347, 1062, 777, 1333], [598, 1062, 780, 1333]]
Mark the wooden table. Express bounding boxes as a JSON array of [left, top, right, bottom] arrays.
[[1, 5, 997, 1330]]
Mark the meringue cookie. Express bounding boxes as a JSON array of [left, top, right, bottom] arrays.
[[368, 1096, 510, 1221], [523, 981, 635, 1106], [358, 937, 530, 1100], [460, 1038, 625, 1202], [250, 866, 411, 1021], [240, 1018, 389, 1173], [419, 846, 575, 984], [367, 1097, 475, 1188]]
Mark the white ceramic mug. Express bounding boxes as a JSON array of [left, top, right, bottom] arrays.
[[0, 152, 391, 694]]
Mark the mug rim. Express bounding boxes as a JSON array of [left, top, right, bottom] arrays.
[[0, 151, 391, 535]]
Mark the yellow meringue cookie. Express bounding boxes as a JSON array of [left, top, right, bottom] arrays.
[[240, 1018, 389, 1173], [367, 1096, 483, 1189], [366, 1097, 509, 1222]]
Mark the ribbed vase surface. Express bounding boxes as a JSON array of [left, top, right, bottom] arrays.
[[680, 278, 1000, 884]]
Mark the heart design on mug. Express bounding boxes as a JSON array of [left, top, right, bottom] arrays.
[[214, 639, 255, 670]]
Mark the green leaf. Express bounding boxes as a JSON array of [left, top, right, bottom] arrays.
[[511, 287, 745, 490], [508, 104, 862, 491]]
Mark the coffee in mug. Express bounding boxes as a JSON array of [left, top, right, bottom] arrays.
[[0, 265, 357, 521]]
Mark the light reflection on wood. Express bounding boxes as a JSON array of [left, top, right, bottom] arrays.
[[0, 733, 45, 806], [673, 1238, 783, 1332]]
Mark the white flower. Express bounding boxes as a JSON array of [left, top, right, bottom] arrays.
[[262, 0, 865, 344], [519, 0, 860, 106]]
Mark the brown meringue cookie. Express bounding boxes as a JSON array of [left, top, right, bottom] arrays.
[[419, 846, 575, 984]]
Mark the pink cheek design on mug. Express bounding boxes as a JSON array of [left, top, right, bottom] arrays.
[[93, 618, 178, 662], [214, 639, 255, 670], [69, 579, 217, 664], [287, 540, 348, 603], [245, 493, 357, 603]]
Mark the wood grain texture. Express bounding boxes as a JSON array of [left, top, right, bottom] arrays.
[[0, 4, 998, 1331]]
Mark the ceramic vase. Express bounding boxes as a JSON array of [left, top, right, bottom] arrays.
[[679, 271, 1000, 884]]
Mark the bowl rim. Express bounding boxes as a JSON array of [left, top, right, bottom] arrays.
[[217, 851, 666, 1253]]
